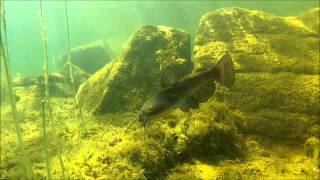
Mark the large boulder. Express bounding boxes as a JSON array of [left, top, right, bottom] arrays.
[[194, 7, 319, 74], [77, 26, 192, 114], [57, 40, 114, 74], [194, 8, 320, 142]]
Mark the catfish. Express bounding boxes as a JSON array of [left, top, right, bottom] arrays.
[[136, 53, 235, 126]]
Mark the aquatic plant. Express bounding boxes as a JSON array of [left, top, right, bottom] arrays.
[[0, 1, 34, 178], [39, 1, 52, 179], [64, 0, 85, 141], [39, 0, 65, 178]]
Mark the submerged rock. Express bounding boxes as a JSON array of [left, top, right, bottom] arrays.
[[10, 73, 73, 98], [194, 8, 320, 142], [297, 8, 320, 36], [194, 7, 319, 74], [59, 63, 90, 91], [35, 73, 73, 97], [77, 25, 192, 114], [216, 73, 320, 115], [214, 72, 319, 142], [57, 40, 114, 74]]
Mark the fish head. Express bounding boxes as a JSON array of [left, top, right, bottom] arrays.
[[137, 92, 171, 126], [137, 110, 148, 126], [141, 92, 170, 113], [137, 98, 158, 125]]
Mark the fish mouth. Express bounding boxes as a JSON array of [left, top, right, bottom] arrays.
[[137, 110, 148, 126], [137, 110, 147, 122]]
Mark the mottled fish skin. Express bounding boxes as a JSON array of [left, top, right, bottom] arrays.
[[137, 53, 235, 125]]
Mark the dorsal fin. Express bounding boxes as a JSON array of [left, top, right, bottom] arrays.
[[214, 53, 235, 88], [160, 66, 181, 87]]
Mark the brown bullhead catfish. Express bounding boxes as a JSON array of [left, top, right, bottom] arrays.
[[136, 53, 235, 126]]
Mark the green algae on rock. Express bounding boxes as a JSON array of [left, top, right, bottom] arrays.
[[194, 7, 319, 143], [58, 100, 240, 179], [214, 72, 319, 142], [216, 73, 319, 115], [77, 25, 192, 115], [194, 7, 319, 74], [59, 63, 90, 91]]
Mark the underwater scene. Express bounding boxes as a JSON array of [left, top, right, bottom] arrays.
[[1, 0, 319, 179]]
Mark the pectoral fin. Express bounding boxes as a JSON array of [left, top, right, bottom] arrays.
[[173, 96, 199, 112], [184, 97, 199, 109]]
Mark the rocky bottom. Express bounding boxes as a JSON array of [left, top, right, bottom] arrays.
[[0, 97, 319, 179]]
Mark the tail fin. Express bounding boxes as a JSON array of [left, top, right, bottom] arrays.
[[214, 53, 235, 88]]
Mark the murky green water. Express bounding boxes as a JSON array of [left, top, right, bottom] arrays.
[[1, 1, 319, 179]]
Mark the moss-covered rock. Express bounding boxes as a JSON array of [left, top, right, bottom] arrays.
[[297, 8, 320, 36], [77, 25, 192, 115], [55, 100, 239, 179], [167, 135, 319, 180], [57, 39, 114, 74], [194, 8, 319, 142], [214, 72, 319, 141], [35, 73, 73, 97], [125, 102, 239, 178], [194, 7, 319, 74], [59, 64, 90, 91], [232, 109, 313, 142], [216, 72, 319, 115]]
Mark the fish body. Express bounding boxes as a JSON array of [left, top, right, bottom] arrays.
[[137, 53, 235, 125]]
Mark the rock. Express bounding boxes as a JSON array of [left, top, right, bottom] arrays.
[[297, 8, 320, 36], [59, 63, 90, 91], [233, 109, 309, 142], [3, 73, 72, 105], [194, 7, 319, 74], [77, 25, 192, 114], [35, 73, 73, 97], [121, 100, 240, 179], [215, 72, 319, 115], [13, 74, 37, 87], [217, 72, 319, 142], [57, 40, 114, 74], [304, 137, 320, 168], [194, 8, 320, 142], [11, 73, 73, 98]]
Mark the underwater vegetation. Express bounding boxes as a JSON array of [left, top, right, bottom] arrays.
[[1, 6, 320, 180]]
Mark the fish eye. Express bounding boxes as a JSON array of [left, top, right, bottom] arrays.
[[148, 105, 154, 111]]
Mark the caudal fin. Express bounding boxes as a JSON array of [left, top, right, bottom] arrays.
[[214, 53, 235, 88]]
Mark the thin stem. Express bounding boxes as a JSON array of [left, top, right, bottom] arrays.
[[39, 0, 65, 178], [64, 0, 85, 141], [1, 1, 34, 178]]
